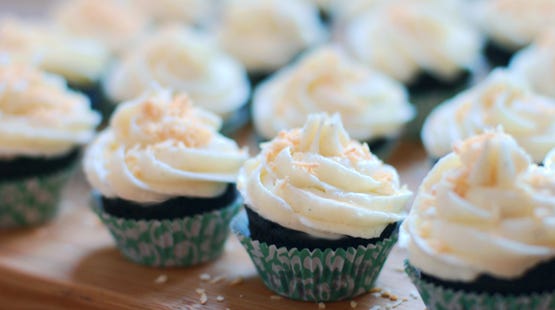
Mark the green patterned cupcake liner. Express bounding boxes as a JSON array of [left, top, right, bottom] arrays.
[[92, 196, 242, 267], [231, 211, 399, 302], [0, 166, 73, 228], [405, 261, 555, 310]]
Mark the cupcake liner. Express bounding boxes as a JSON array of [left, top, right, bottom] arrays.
[[0, 167, 73, 228], [231, 211, 399, 302], [405, 261, 555, 310], [92, 195, 242, 267]]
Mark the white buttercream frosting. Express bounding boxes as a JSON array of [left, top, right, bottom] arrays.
[[422, 69, 555, 163], [104, 26, 249, 120], [404, 130, 555, 281], [473, 0, 555, 50], [238, 113, 412, 239], [84, 90, 248, 203], [0, 18, 110, 86], [0, 64, 100, 157], [52, 0, 150, 54], [510, 30, 555, 98], [342, 0, 482, 84], [133, 0, 215, 25], [216, 0, 326, 72], [253, 46, 415, 141]]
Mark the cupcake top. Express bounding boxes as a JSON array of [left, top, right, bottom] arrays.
[[511, 30, 555, 98], [473, 0, 555, 50], [0, 64, 100, 158], [52, 0, 150, 54], [104, 26, 249, 120], [422, 69, 555, 163], [544, 148, 555, 170], [133, 0, 215, 25], [403, 129, 555, 281], [84, 90, 248, 203], [253, 46, 415, 141], [238, 113, 412, 239], [216, 0, 326, 73], [0, 18, 110, 86], [342, 0, 482, 84]]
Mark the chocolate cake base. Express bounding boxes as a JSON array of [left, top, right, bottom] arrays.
[[99, 184, 239, 220], [245, 206, 398, 250], [0, 149, 80, 182]]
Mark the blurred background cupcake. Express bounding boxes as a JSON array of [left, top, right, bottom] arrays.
[[214, 0, 326, 86], [233, 113, 412, 301], [132, 0, 217, 27], [473, 0, 555, 67], [422, 69, 555, 164], [252, 46, 415, 159], [403, 130, 555, 309], [103, 26, 250, 135], [339, 0, 484, 136], [0, 63, 100, 228], [84, 89, 248, 267]]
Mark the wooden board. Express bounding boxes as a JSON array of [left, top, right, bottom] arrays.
[[0, 127, 431, 310]]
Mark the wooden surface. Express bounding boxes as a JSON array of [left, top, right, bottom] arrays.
[[0, 126, 431, 310]]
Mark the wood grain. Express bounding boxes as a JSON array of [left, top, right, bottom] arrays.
[[0, 127, 431, 310]]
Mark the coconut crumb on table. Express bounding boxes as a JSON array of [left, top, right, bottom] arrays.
[[216, 295, 225, 302], [199, 273, 211, 281], [229, 276, 243, 286], [199, 293, 208, 305], [195, 288, 205, 295], [153, 274, 168, 284], [270, 295, 282, 300], [210, 274, 226, 284], [318, 302, 326, 309], [350, 300, 358, 308]]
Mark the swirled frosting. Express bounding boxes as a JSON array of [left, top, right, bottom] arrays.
[[0, 18, 110, 86], [253, 46, 415, 141], [216, 0, 326, 72], [133, 0, 215, 25], [84, 90, 248, 203], [510, 30, 555, 98], [403, 130, 555, 281], [104, 26, 249, 120], [238, 113, 412, 239], [473, 0, 555, 50], [0, 64, 100, 158], [52, 0, 150, 54], [422, 69, 555, 163], [544, 148, 555, 170], [342, 0, 482, 84]]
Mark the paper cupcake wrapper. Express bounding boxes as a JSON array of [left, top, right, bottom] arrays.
[[231, 211, 398, 302], [405, 261, 555, 310], [92, 196, 242, 267], [0, 167, 73, 228]]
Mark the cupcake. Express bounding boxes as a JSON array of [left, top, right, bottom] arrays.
[[0, 63, 101, 228], [0, 18, 110, 112], [83, 89, 248, 267], [232, 113, 412, 301], [422, 69, 555, 164], [104, 26, 250, 135], [403, 129, 555, 309], [340, 0, 483, 134], [252, 46, 415, 159], [215, 0, 326, 85], [510, 30, 555, 99], [473, 0, 555, 67], [51, 0, 151, 56], [132, 0, 216, 27]]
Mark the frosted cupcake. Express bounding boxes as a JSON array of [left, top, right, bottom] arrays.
[[51, 0, 151, 55], [104, 26, 250, 134], [216, 0, 326, 84], [473, 0, 555, 67], [232, 113, 412, 301], [84, 89, 247, 267], [341, 0, 483, 134], [403, 130, 555, 309], [253, 46, 415, 158], [0, 64, 100, 227], [133, 0, 216, 26], [422, 69, 555, 164], [510, 30, 555, 99]]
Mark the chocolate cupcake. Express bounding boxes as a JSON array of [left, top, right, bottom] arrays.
[[252, 46, 415, 159], [215, 0, 326, 86], [83, 89, 247, 267], [232, 113, 412, 301], [0, 63, 100, 227], [402, 129, 555, 309], [422, 69, 555, 164], [103, 26, 250, 135], [340, 0, 484, 135]]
